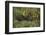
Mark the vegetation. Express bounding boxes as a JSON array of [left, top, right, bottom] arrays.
[[13, 7, 40, 28]]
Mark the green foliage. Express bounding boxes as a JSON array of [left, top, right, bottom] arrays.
[[13, 7, 40, 28]]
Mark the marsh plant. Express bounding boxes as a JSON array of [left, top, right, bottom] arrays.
[[13, 7, 40, 28]]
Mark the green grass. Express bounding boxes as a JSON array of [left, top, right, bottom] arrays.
[[13, 20, 40, 28]]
